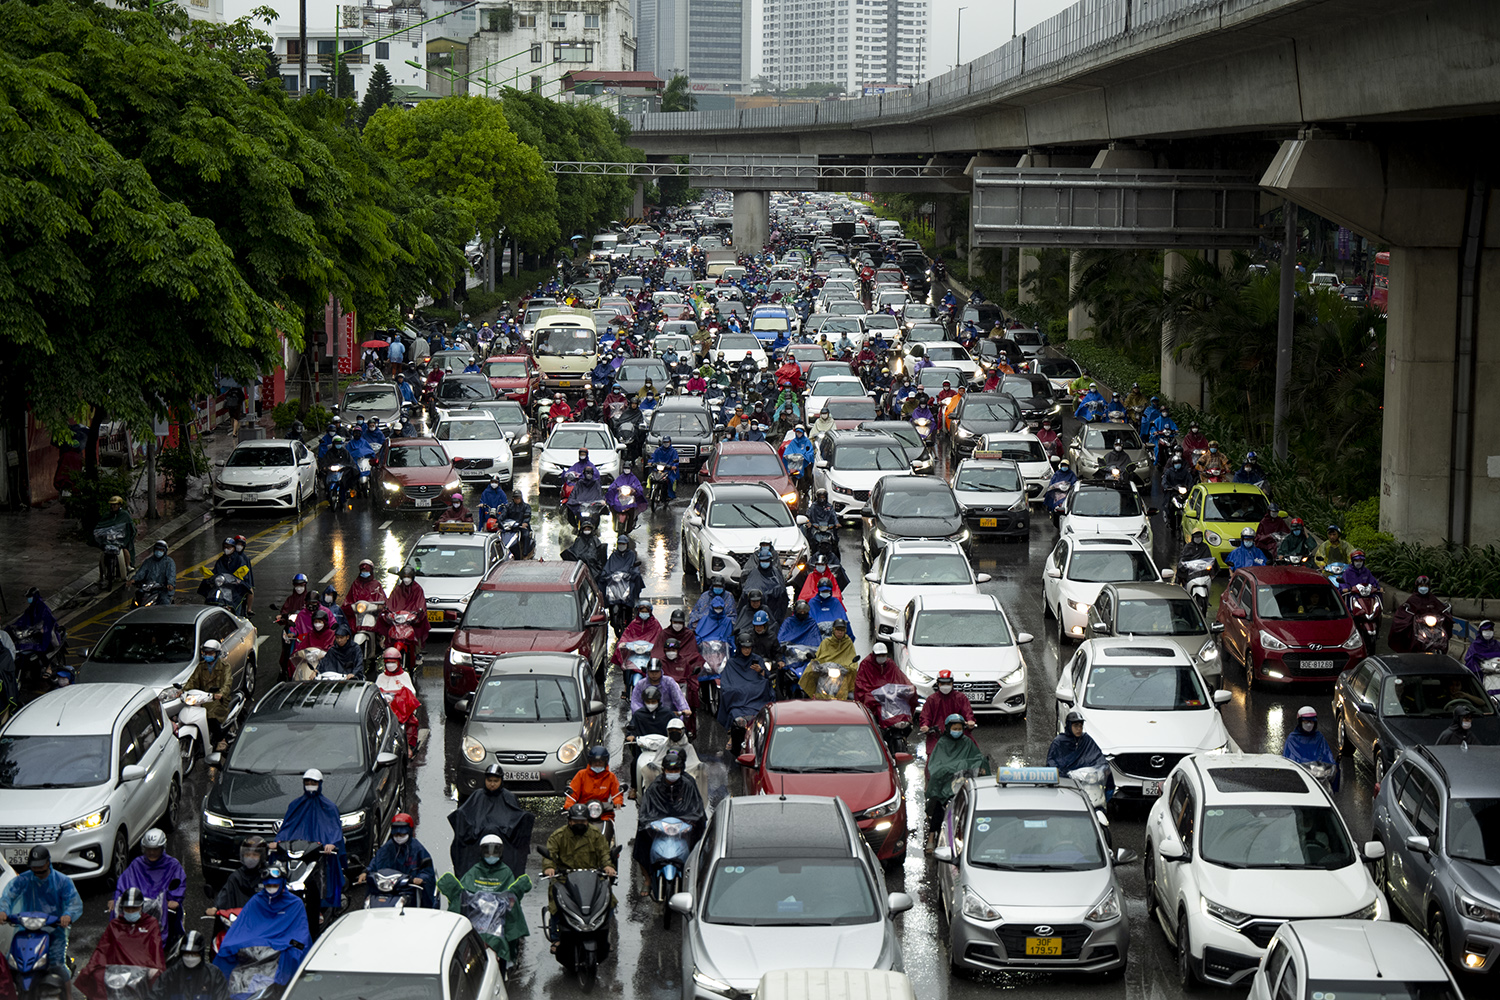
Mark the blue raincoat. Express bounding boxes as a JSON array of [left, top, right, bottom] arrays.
[[277, 790, 346, 909], [212, 887, 309, 992]]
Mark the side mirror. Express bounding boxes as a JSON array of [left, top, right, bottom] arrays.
[[668, 892, 694, 916], [1210, 622, 1225, 634], [1017, 632, 1034, 645], [375, 751, 400, 767], [975, 573, 992, 583], [1355, 698, 1375, 714], [121, 764, 147, 783], [887, 891, 914, 915], [589, 612, 608, 625], [931, 845, 956, 864], [387, 566, 401, 576], [1231, 608, 1248, 620], [1400, 837, 1425, 856], [1213, 689, 1233, 706], [893, 751, 914, 765], [587, 700, 607, 716], [1160, 568, 1176, 583], [859, 505, 874, 517], [864, 571, 879, 583], [1114, 847, 1140, 866], [454, 699, 471, 715], [736, 753, 756, 767], [687, 513, 703, 527], [1045, 566, 1062, 579], [214, 459, 226, 467], [204, 753, 223, 768], [1159, 840, 1186, 862], [1091, 621, 1110, 634]]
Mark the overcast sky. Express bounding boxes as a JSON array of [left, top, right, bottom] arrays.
[[226, 0, 1079, 77]]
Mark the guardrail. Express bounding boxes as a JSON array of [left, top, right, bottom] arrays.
[[624, 0, 1286, 134]]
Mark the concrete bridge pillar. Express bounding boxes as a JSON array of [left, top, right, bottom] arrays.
[[732, 190, 770, 253], [1017, 249, 1038, 306], [1162, 250, 1203, 408], [632, 182, 645, 220]]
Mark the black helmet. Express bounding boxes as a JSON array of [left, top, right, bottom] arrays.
[[240, 835, 267, 868], [794, 599, 810, 617], [181, 931, 208, 956], [1065, 709, 1085, 726], [28, 846, 50, 871], [1454, 703, 1476, 720], [118, 887, 146, 911], [670, 608, 686, 625], [736, 630, 753, 647], [641, 684, 662, 703], [484, 762, 505, 779], [567, 802, 591, 822], [662, 748, 687, 772], [745, 588, 765, 604], [587, 745, 608, 763]]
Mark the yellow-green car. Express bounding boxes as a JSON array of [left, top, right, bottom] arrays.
[[1181, 483, 1276, 566]]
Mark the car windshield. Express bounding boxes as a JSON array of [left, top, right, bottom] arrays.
[[1301, 984, 1458, 1000], [925, 346, 965, 361], [825, 400, 878, 422], [471, 401, 526, 425], [708, 500, 793, 528], [385, 446, 450, 468], [1446, 797, 1500, 864], [806, 365, 846, 382], [911, 609, 1011, 646], [717, 453, 785, 477], [885, 553, 971, 586], [834, 445, 907, 472], [822, 318, 863, 333], [0, 735, 111, 788], [230, 722, 364, 773], [956, 465, 1023, 492], [1199, 805, 1358, 869], [866, 316, 899, 330], [284, 972, 443, 1000], [982, 441, 1046, 463], [534, 326, 596, 356], [650, 412, 710, 437], [1083, 664, 1210, 710], [484, 361, 528, 377], [226, 446, 294, 468], [470, 675, 581, 722], [1071, 488, 1143, 517], [963, 401, 1020, 423], [1012, 330, 1043, 346], [718, 335, 759, 352], [999, 378, 1046, 398], [1037, 359, 1082, 378], [1116, 598, 1208, 636], [703, 859, 878, 925], [465, 590, 580, 630], [1068, 551, 1158, 584], [1380, 673, 1495, 718], [620, 362, 667, 381], [814, 381, 865, 398], [548, 430, 613, 451], [343, 388, 395, 411], [866, 424, 920, 448], [790, 347, 825, 362], [437, 379, 491, 401], [436, 420, 501, 442], [408, 543, 487, 577], [968, 810, 1105, 870], [92, 622, 196, 663], [1083, 427, 1143, 450], [1203, 492, 1270, 521], [1254, 583, 1348, 620], [918, 369, 962, 388], [908, 326, 947, 341], [765, 723, 887, 772]]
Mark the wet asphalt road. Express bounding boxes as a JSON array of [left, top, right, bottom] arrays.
[[53, 431, 1393, 1000]]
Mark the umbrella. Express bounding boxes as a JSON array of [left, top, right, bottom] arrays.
[[360, 339, 390, 350]]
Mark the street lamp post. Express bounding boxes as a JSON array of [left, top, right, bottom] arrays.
[[1013, 0, 1019, 38], [956, 6, 967, 68]]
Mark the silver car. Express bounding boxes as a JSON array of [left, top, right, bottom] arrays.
[[1067, 422, 1149, 477], [933, 770, 1135, 974], [399, 526, 505, 634], [339, 382, 404, 427], [78, 605, 258, 700], [671, 795, 910, 999], [1085, 582, 1224, 687]]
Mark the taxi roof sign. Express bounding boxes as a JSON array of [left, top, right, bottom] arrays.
[[994, 766, 1059, 786], [969, 450, 1015, 463], [435, 520, 476, 534]]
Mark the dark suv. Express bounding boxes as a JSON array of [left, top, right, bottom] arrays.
[[644, 397, 715, 480], [444, 560, 610, 717], [948, 393, 1024, 456], [861, 475, 967, 563], [199, 681, 407, 886]]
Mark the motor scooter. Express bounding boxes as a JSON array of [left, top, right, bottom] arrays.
[[203, 574, 248, 616], [5, 911, 69, 1000], [94, 523, 130, 590], [382, 610, 423, 679], [1166, 485, 1189, 542], [775, 644, 818, 700], [609, 486, 641, 535], [604, 573, 637, 636], [132, 580, 169, 609], [350, 600, 385, 675], [1411, 612, 1452, 654], [497, 518, 531, 560], [619, 639, 654, 697], [322, 463, 351, 512], [161, 686, 247, 774], [6, 622, 67, 690], [362, 869, 425, 910], [646, 818, 695, 930], [1044, 481, 1070, 529], [871, 683, 916, 756], [1178, 557, 1215, 614], [538, 844, 622, 990], [697, 640, 728, 724], [1345, 585, 1382, 655], [646, 463, 673, 511]]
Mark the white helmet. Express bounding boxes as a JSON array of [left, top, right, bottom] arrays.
[[200, 639, 223, 653], [141, 829, 167, 849], [303, 768, 324, 783]]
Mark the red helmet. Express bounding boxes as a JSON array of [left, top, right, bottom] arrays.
[[391, 812, 415, 831], [1350, 549, 1366, 562], [937, 669, 954, 682], [382, 648, 402, 666]]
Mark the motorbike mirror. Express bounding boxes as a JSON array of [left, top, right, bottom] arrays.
[[1210, 622, 1225, 634], [931, 845, 957, 864], [387, 566, 401, 576], [1017, 632, 1034, 645], [736, 753, 756, 767], [375, 751, 400, 767], [1212, 689, 1233, 706], [668, 892, 694, 916], [587, 699, 607, 716], [169, 878, 182, 890], [893, 752, 914, 765], [975, 573, 992, 584], [536, 846, 552, 861], [888, 891, 914, 915]]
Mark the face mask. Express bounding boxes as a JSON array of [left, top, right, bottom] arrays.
[[483, 854, 503, 865], [948, 729, 965, 740], [712, 586, 724, 596], [1462, 719, 1473, 730], [294, 585, 306, 594], [759, 559, 771, 569], [1292, 528, 1302, 535], [645, 700, 661, 711], [452, 502, 462, 509], [155, 549, 167, 558], [937, 683, 953, 694], [304, 784, 320, 796], [1173, 463, 1182, 469], [243, 856, 261, 870], [669, 730, 684, 742], [1302, 721, 1315, 733], [1483, 630, 1494, 640], [1419, 586, 1431, 595], [665, 651, 679, 661], [182, 955, 203, 969], [401, 576, 414, 585], [665, 772, 682, 783], [122, 911, 141, 924], [569, 824, 589, 836], [203, 654, 217, 664], [1210, 447, 1218, 454], [224, 547, 234, 556], [590, 764, 606, 774], [27, 596, 34, 605], [314, 622, 326, 632], [322, 593, 335, 604], [360, 570, 371, 579], [235, 544, 246, 552], [265, 885, 281, 896], [638, 610, 650, 620]]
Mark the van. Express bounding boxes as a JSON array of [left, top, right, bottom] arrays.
[[705, 249, 738, 278], [589, 233, 618, 258], [530, 308, 598, 390], [756, 969, 916, 1000], [750, 305, 795, 343]]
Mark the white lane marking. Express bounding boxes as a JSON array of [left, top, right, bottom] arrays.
[[379, 520, 392, 530], [320, 568, 338, 583]]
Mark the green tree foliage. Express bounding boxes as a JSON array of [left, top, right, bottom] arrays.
[[357, 62, 396, 127], [660, 73, 697, 112]]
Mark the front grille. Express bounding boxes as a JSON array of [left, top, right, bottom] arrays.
[[455, 458, 493, 471], [470, 654, 496, 673], [847, 488, 871, 502], [0, 825, 61, 844], [227, 818, 283, 836], [222, 482, 280, 494], [1240, 921, 1283, 948], [406, 484, 441, 498], [952, 680, 1000, 703], [996, 923, 1091, 960], [495, 751, 548, 765], [1284, 653, 1342, 675], [674, 444, 698, 458], [1111, 752, 1186, 780]]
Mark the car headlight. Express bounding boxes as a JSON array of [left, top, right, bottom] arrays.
[[1204, 530, 1222, 547], [1259, 630, 1289, 651], [443, 479, 462, 492], [1202, 896, 1251, 927], [462, 736, 486, 763], [906, 664, 934, 686], [691, 968, 736, 997], [339, 810, 365, 831], [1342, 627, 1365, 650], [517, 432, 531, 445], [1137, 525, 1152, 542], [1067, 599, 1091, 612], [449, 649, 472, 666], [780, 491, 799, 504], [954, 425, 973, 439], [1009, 496, 1028, 511], [961, 886, 1002, 921], [382, 479, 401, 492], [1198, 639, 1219, 662], [1457, 892, 1500, 923], [271, 477, 292, 490], [1000, 664, 1025, 686], [1086, 888, 1121, 923], [202, 811, 234, 829], [68, 807, 109, 832], [1343, 899, 1381, 921], [952, 528, 971, 543], [862, 790, 902, 819], [557, 736, 584, 765]]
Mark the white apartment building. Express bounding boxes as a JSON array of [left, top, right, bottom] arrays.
[[275, 5, 431, 98], [465, 1, 636, 98], [756, 0, 928, 95]]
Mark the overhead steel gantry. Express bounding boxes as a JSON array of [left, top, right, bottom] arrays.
[[543, 155, 971, 193]]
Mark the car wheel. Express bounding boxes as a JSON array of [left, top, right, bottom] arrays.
[[1336, 712, 1351, 756], [1042, 597, 1055, 621], [1372, 746, 1386, 786], [1177, 911, 1200, 990], [681, 535, 698, 580], [108, 829, 130, 884], [160, 776, 182, 832], [241, 656, 257, 701], [1371, 839, 1390, 893], [1428, 908, 1451, 965]]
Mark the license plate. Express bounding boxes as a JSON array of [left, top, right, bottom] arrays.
[[979, 517, 998, 527], [507, 769, 542, 783], [1301, 659, 1335, 671], [415, 498, 433, 508], [558, 381, 572, 387], [1025, 937, 1062, 956], [427, 610, 445, 623], [6, 848, 32, 867], [1142, 779, 1164, 797]]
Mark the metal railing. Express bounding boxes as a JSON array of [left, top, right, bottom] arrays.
[[625, 0, 1296, 135], [544, 160, 970, 180]]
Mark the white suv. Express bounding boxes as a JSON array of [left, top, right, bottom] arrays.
[[1145, 753, 1387, 988], [0, 683, 182, 881]]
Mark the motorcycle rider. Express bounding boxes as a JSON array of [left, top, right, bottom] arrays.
[[1277, 518, 1317, 564], [77, 887, 164, 1000], [605, 461, 646, 528], [317, 417, 344, 459], [917, 670, 977, 755], [272, 768, 347, 913], [437, 835, 531, 971], [611, 596, 661, 668], [1234, 450, 1268, 490], [210, 868, 308, 991], [1194, 440, 1232, 481], [1339, 550, 1383, 597], [341, 558, 387, 637], [688, 576, 736, 630], [436, 491, 472, 524], [774, 354, 804, 390], [198, 536, 253, 613], [548, 395, 573, 428], [386, 565, 430, 653], [1388, 575, 1453, 653], [1073, 383, 1105, 421], [925, 714, 989, 851], [1314, 523, 1354, 568], [630, 663, 689, 717], [93, 494, 139, 584], [781, 425, 816, 488], [1226, 527, 1268, 569], [150, 931, 228, 1000], [1047, 710, 1109, 779], [207, 837, 268, 917], [1180, 421, 1210, 465], [648, 436, 680, 500], [1162, 454, 1195, 495], [112, 827, 186, 943], [0, 846, 82, 973], [9, 587, 62, 672], [601, 538, 647, 633], [1464, 620, 1500, 678], [632, 749, 707, 888], [566, 467, 607, 525], [132, 539, 178, 605], [796, 551, 847, 601], [1281, 706, 1338, 789], [1122, 382, 1149, 419], [854, 641, 918, 738], [733, 588, 775, 636], [718, 632, 772, 755], [498, 488, 535, 558], [561, 514, 607, 582], [804, 488, 839, 536], [541, 804, 616, 942], [449, 764, 534, 876], [319, 434, 355, 500], [476, 475, 508, 526], [565, 745, 625, 830], [315, 625, 361, 679], [358, 812, 435, 907]]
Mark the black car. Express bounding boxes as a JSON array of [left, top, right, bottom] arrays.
[[465, 399, 533, 461], [644, 398, 715, 478], [997, 374, 1063, 423], [857, 420, 935, 474], [947, 393, 1025, 456], [200, 681, 407, 886], [1333, 653, 1500, 783], [861, 475, 967, 563], [960, 302, 1004, 331]]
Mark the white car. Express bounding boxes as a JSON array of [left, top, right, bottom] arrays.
[[400, 524, 506, 633], [818, 316, 868, 347], [805, 375, 869, 418], [893, 594, 1032, 717], [919, 343, 979, 381], [652, 332, 694, 358], [682, 482, 809, 586], [536, 422, 622, 491], [863, 539, 991, 637], [1247, 921, 1458, 1000], [714, 332, 768, 370], [0, 683, 182, 881], [433, 412, 514, 486], [862, 314, 901, 343], [1053, 639, 1235, 798], [1146, 753, 1387, 988], [978, 432, 1054, 501], [813, 431, 911, 519], [281, 908, 508, 1000], [1043, 536, 1168, 642], [213, 439, 319, 514], [1058, 481, 1154, 547]]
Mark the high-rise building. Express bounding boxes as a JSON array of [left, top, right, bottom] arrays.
[[757, 0, 928, 95], [635, 0, 750, 102]]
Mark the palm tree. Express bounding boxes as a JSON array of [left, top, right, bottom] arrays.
[[660, 74, 697, 113]]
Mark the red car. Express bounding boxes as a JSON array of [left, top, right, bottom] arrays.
[[697, 440, 798, 505], [787, 343, 829, 377], [444, 560, 610, 717], [737, 700, 911, 865], [1216, 565, 1366, 686], [376, 438, 460, 512], [483, 354, 541, 408]]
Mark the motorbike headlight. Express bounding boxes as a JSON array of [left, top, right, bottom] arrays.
[[68, 807, 109, 832], [1259, 630, 1289, 651], [862, 790, 902, 819], [1204, 530, 1222, 547], [1198, 639, 1219, 662], [382, 479, 401, 492], [339, 810, 366, 831], [202, 810, 234, 829], [1086, 888, 1121, 923], [1457, 892, 1500, 924], [1423, 614, 1439, 627], [462, 736, 487, 763], [1202, 896, 1251, 926], [1342, 627, 1366, 650], [961, 886, 1002, 921], [449, 649, 472, 666], [557, 736, 584, 764]]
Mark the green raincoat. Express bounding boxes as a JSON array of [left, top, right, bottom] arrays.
[[437, 862, 532, 963]]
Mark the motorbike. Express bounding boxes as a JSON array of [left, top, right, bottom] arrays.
[[350, 600, 385, 675], [498, 518, 530, 560], [871, 683, 915, 756], [1345, 585, 1382, 655], [6, 622, 67, 690], [646, 462, 673, 512], [203, 574, 248, 616], [363, 868, 425, 910], [1179, 557, 1215, 614], [94, 523, 130, 590], [5, 911, 69, 1000], [1166, 485, 1189, 541], [774, 644, 818, 701], [354, 456, 374, 498], [645, 818, 695, 930], [1478, 657, 1500, 700], [382, 610, 423, 678], [619, 639, 654, 697], [697, 640, 728, 723], [538, 844, 622, 989], [1411, 612, 1452, 654], [804, 521, 840, 564], [910, 415, 934, 443], [323, 463, 352, 512], [161, 685, 247, 774], [1044, 481, 1071, 528], [609, 486, 640, 535], [1067, 764, 1110, 808], [603, 572, 637, 636], [133, 580, 170, 609], [1301, 760, 1338, 796]]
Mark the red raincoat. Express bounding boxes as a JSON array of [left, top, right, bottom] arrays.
[[611, 616, 664, 665], [75, 915, 164, 1000], [386, 581, 431, 645], [853, 653, 919, 727]]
